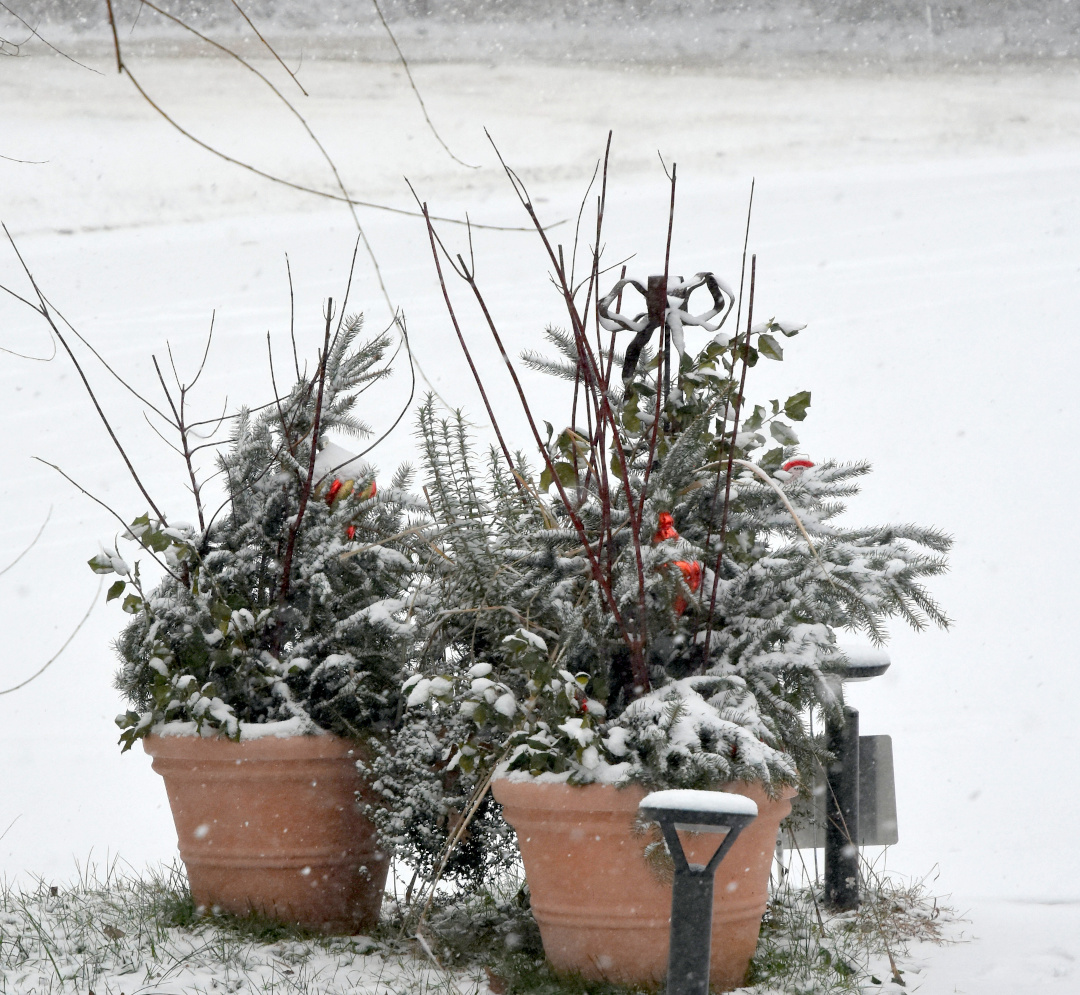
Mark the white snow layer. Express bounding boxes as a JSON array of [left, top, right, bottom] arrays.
[[639, 788, 759, 818]]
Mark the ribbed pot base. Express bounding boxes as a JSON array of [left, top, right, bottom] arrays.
[[144, 733, 387, 934], [492, 778, 794, 990]]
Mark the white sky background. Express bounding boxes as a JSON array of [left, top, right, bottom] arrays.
[[1, 5, 1079, 964]]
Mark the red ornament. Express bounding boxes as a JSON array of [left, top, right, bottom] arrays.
[[653, 513, 701, 615], [654, 511, 679, 542], [346, 525, 356, 541], [357, 480, 377, 501], [673, 560, 702, 615], [325, 479, 344, 505], [781, 459, 815, 474], [675, 560, 702, 592]]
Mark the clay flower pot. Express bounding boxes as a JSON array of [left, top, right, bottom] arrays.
[[492, 777, 795, 990], [144, 731, 387, 933]]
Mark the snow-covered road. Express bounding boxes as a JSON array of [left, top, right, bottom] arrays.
[[2, 46, 1079, 991]]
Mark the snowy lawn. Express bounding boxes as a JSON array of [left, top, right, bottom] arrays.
[[0, 858, 956, 995], [2, 38, 1080, 994]]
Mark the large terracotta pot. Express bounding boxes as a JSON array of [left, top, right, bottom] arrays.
[[143, 732, 387, 933], [492, 777, 795, 990]]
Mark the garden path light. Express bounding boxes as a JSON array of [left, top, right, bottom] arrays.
[[822, 652, 891, 910], [638, 789, 758, 995]]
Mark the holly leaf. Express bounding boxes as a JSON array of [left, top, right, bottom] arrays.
[[121, 593, 144, 614], [784, 390, 812, 421], [733, 343, 758, 367], [757, 333, 784, 361], [742, 405, 766, 432], [106, 580, 126, 603], [759, 447, 785, 470], [770, 421, 800, 445], [88, 553, 114, 575]]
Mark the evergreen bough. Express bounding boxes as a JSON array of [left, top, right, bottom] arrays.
[[91, 316, 423, 749], [401, 321, 950, 798]]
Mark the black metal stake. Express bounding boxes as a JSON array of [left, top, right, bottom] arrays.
[[639, 792, 758, 995], [825, 704, 860, 910]]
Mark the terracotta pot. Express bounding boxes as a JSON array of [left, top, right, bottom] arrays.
[[143, 732, 387, 933], [492, 777, 795, 990]]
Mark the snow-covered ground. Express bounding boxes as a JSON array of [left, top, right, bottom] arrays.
[[2, 37, 1079, 992]]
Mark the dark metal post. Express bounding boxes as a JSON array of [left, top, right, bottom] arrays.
[[825, 704, 860, 909], [638, 791, 757, 995], [667, 862, 717, 994], [645, 274, 671, 407]]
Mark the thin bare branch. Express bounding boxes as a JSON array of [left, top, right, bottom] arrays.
[[227, 0, 308, 95], [348, 314, 418, 463], [187, 310, 216, 392], [104, 0, 121, 72], [0, 579, 101, 696], [31, 458, 180, 580], [369, 0, 477, 169], [142, 410, 185, 457], [0, 506, 52, 577], [279, 300, 333, 605], [704, 254, 757, 658], [3, 225, 167, 523], [0, 0, 101, 73], [0, 153, 48, 165], [113, 59, 516, 230], [412, 191, 518, 483], [285, 254, 300, 379]]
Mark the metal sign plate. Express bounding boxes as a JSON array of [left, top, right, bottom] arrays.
[[783, 734, 898, 848]]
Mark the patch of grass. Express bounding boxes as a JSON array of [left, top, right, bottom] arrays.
[[745, 862, 956, 994], [0, 859, 485, 995], [0, 855, 956, 995]]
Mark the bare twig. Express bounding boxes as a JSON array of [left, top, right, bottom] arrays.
[[701, 178, 754, 595], [226, 0, 308, 95], [369, 0, 477, 169], [414, 195, 519, 483], [279, 299, 333, 604], [703, 254, 757, 659], [285, 254, 300, 379], [31, 459, 181, 580], [2, 225, 167, 523], [0, 579, 101, 696], [100, 9, 521, 231], [0, 0, 101, 73], [0, 506, 52, 577]]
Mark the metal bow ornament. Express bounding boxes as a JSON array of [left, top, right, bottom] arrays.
[[598, 272, 736, 382]]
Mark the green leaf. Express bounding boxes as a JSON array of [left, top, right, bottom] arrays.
[[554, 462, 578, 488], [770, 421, 800, 445], [757, 332, 784, 361], [784, 390, 812, 421], [759, 447, 785, 470], [540, 464, 554, 492], [733, 343, 758, 367], [610, 450, 623, 480], [88, 553, 114, 575], [742, 405, 766, 432], [121, 593, 144, 614], [106, 580, 126, 602]]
